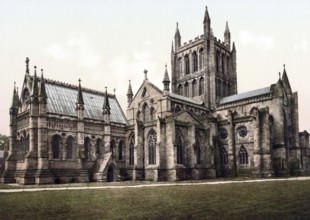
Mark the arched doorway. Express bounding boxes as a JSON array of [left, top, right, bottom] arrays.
[[107, 166, 114, 182]]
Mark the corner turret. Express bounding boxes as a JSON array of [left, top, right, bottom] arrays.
[[203, 6, 211, 39], [11, 82, 19, 110], [163, 64, 170, 94], [31, 66, 39, 98], [174, 23, 181, 51], [39, 69, 47, 99], [127, 80, 133, 105], [224, 21, 231, 49], [25, 57, 30, 75]]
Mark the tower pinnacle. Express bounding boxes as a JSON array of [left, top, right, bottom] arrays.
[[25, 57, 30, 74], [174, 22, 181, 49], [203, 6, 211, 38]]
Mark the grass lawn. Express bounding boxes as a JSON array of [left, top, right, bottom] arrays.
[[1, 180, 310, 219]]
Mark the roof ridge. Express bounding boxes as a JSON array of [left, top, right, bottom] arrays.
[[44, 77, 115, 97]]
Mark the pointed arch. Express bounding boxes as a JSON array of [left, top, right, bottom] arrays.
[[110, 139, 116, 158], [52, 135, 61, 159], [178, 84, 183, 96], [184, 82, 189, 97], [175, 105, 181, 113], [192, 79, 197, 97], [142, 87, 149, 98], [222, 54, 225, 75], [84, 137, 91, 160], [216, 51, 220, 74], [195, 133, 201, 165], [176, 130, 184, 164], [148, 130, 156, 165], [199, 48, 204, 70], [192, 51, 198, 72], [118, 141, 124, 160], [220, 147, 228, 165], [178, 57, 183, 77], [184, 54, 190, 75], [239, 145, 248, 164], [199, 77, 204, 96], [96, 138, 102, 156], [66, 136, 74, 159], [136, 110, 141, 121], [150, 107, 156, 121], [143, 103, 150, 122], [129, 133, 135, 165]]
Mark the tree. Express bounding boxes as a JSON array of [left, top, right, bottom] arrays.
[[0, 134, 9, 151]]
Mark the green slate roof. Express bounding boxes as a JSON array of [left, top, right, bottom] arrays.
[[44, 79, 127, 124]]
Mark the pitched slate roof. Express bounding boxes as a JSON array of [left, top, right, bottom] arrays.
[[44, 80, 127, 124], [169, 93, 204, 105], [219, 86, 271, 105]]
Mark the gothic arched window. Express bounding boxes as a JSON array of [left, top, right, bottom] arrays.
[[176, 131, 184, 164], [96, 138, 102, 155], [84, 137, 91, 160], [226, 56, 230, 75], [195, 134, 201, 165], [199, 48, 204, 70], [192, 51, 198, 72], [178, 57, 183, 77], [150, 107, 155, 121], [136, 110, 141, 121], [52, 135, 61, 159], [222, 54, 225, 75], [129, 135, 135, 165], [220, 147, 228, 165], [216, 52, 220, 73], [143, 103, 150, 122], [192, 80, 197, 97], [239, 145, 248, 164], [199, 77, 204, 96], [175, 105, 181, 113], [118, 141, 124, 160], [184, 82, 189, 97], [110, 139, 116, 158], [185, 55, 190, 75], [148, 131, 156, 165], [178, 84, 183, 96], [66, 136, 74, 160]]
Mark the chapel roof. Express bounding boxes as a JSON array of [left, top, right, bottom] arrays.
[[169, 92, 204, 105], [42, 78, 127, 124], [219, 86, 271, 105]]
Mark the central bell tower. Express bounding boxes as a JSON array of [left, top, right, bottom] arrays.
[[171, 6, 237, 109]]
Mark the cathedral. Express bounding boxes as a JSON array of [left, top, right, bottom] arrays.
[[2, 6, 310, 184]]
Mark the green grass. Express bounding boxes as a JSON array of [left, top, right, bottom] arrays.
[[1, 180, 310, 219]]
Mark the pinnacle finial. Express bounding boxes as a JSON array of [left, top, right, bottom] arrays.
[[144, 69, 148, 80], [25, 57, 29, 74], [79, 78, 81, 84]]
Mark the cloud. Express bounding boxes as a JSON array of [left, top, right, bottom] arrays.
[[45, 36, 101, 69], [109, 50, 157, 79], [294, 40, 310, 52], [239, 30, 274, 50]]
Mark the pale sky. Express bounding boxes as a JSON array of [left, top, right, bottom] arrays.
[[0, 0, 309, 135]]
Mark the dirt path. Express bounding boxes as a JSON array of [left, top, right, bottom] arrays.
[[1, 176, 309, 193]]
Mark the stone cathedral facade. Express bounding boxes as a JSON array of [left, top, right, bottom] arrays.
[[2, 6, 310, 184]]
